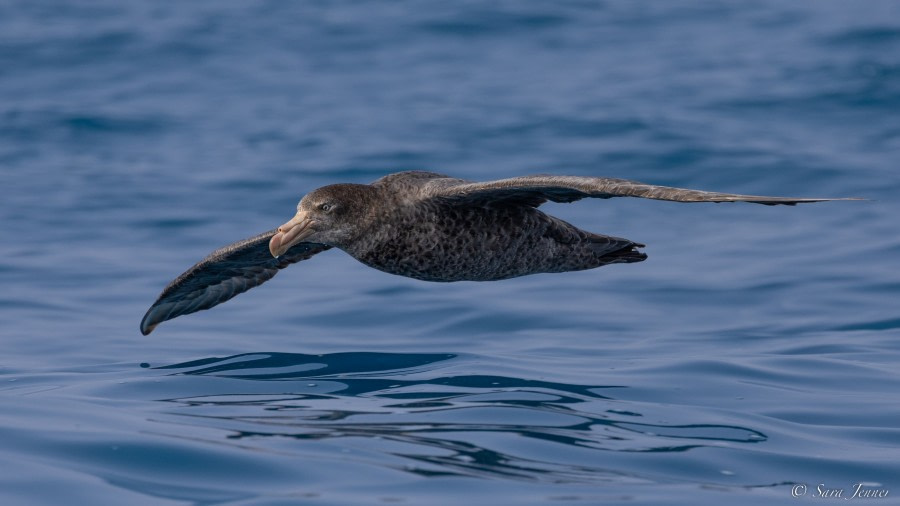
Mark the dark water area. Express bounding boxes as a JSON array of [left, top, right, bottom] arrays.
[[2, 1, 899, 504]]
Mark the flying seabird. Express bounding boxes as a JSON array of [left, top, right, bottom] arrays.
[[140, 171, 856, 335]]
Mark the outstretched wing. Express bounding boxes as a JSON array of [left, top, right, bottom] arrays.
[[435, 175, 858, 207], [140, 230, 331, 335]]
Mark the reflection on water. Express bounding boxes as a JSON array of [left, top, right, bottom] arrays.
[[154, 353, 766, 484]]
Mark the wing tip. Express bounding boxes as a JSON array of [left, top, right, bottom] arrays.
[[140, 310, 159, 335], [140, 303, 171, 335], [736, 196, 868, 206]]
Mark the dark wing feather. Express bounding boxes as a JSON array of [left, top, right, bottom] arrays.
[[435, 175, 859, 207], [140, 230, 330, 335]]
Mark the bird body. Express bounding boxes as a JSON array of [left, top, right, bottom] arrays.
[[140, 171, 856, 335], [353, 198, 644, 282], [331, 173, 644, 282]]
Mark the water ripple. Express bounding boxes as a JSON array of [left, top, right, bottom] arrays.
[[143, 353, 769, 486]]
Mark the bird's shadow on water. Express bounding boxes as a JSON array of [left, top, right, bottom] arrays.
[[150, 351, 768, 485]]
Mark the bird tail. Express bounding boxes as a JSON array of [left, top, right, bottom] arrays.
[[589, 235, 647, 264], [604, 243, 647, 263]]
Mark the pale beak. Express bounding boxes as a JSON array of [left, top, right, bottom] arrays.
[[269, 211, 316, 257]]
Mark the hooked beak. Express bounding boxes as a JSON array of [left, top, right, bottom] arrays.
[[269, 211, 316, 257]]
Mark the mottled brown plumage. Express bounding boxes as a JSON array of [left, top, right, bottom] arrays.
[[141, 171, 855, 335]]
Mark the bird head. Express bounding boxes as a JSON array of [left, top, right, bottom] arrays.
[[269, 184, 373, 257]]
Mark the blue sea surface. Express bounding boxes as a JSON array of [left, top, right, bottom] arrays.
[[2, 1, 899, 504]]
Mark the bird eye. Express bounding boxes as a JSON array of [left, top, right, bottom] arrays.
[[319, 203, 332, 212]]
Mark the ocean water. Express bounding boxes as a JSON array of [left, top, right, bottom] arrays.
[[2, 1, 899, 504]]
